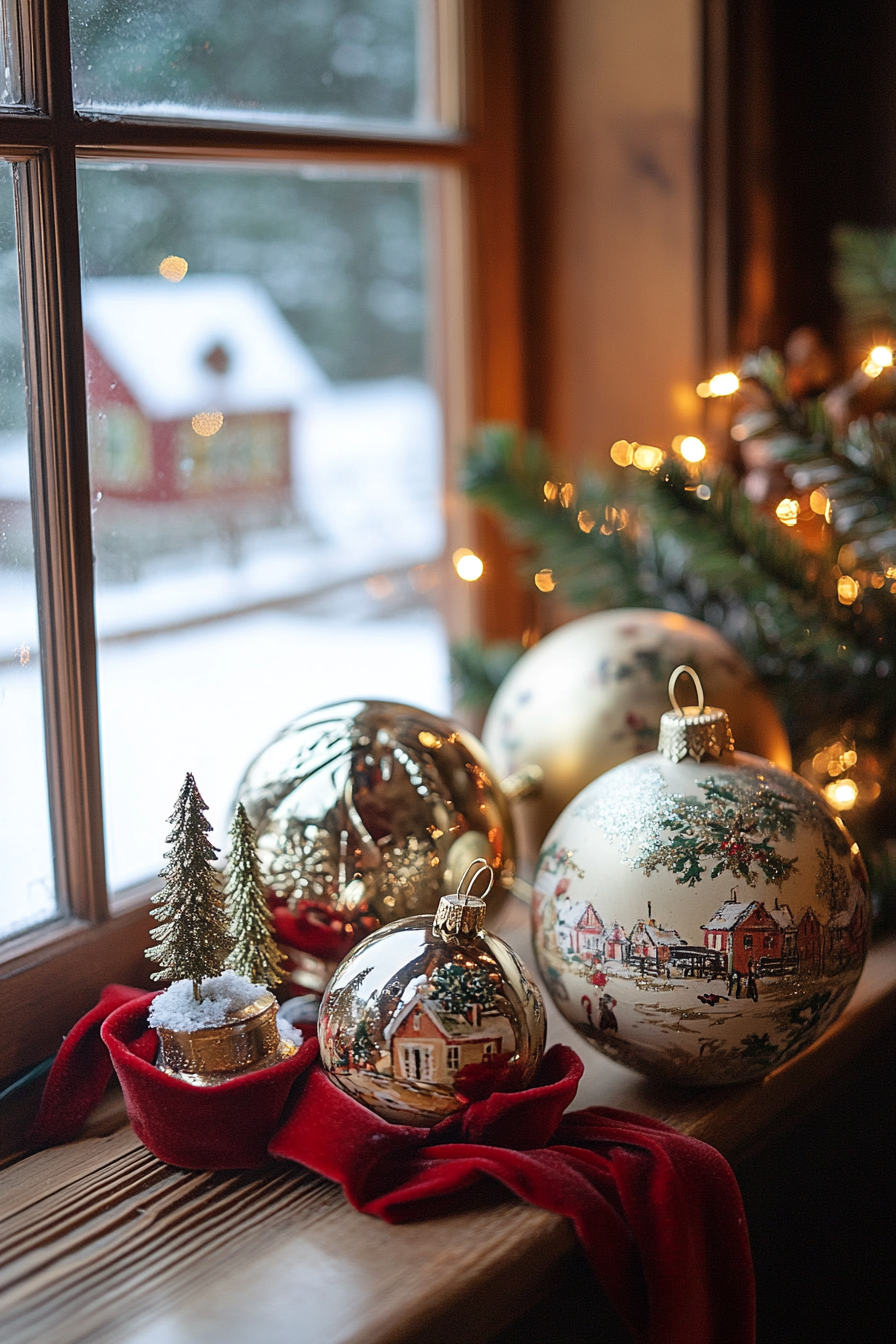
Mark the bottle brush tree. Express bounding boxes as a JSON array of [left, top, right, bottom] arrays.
[[146, 772, 234, 1000], [225, 801, 286, 988]]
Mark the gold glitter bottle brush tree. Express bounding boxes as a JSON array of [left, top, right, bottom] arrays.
[[145, 774, 299, 1087]]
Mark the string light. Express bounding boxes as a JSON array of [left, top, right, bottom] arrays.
[[678, 435, 706, 463], [453, 548, 484, 582], [632, 444, 664, 471], [610, 439, 634, 467], [534, 569, 555, 592], [865, 345, 894, 377], [837, 575, 860, 604], [775, 497, 799, 527], [824, 778, 858, 811], [697, 372, 740, 397], [809, 488, 832, 522]]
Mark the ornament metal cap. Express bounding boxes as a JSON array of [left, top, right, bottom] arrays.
[[433, 857, 493, 937], [658, 665, 735, 763]]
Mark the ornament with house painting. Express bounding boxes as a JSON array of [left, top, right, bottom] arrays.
[[318, 863, 545, 1126], [531, 670, 871, 1086]]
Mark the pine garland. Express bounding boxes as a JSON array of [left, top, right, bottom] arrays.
[[146, 773, 234, 1000], [225, 803, 286, 988]]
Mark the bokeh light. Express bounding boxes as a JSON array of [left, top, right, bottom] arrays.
[[610, 439, 634, 467], [452, 548, 484, 582], [837, 575, 860, 604], [870, 345, 893, 368], [534, 569, 555, 592], [632, 444, 663, 471], [824, 778, 858, 811], [707, 371, 740, 396], [775, 497, 799, 527], [191, 411, 224, 436], [159, 255, 188, 282], [679, 435, 706, 463]]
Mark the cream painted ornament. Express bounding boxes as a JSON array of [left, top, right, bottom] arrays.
[[319, 860, 546, 1126], [483, 608, 791, 856], [531, 667, 870, 1086]]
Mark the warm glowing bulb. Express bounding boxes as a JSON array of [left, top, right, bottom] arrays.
[[610, 439, 634, 467], [696, 381, 712, 398], [191, 411, 224, 436], [534, 569, 555, 592], [159, 255, 188, 282], [453, 548, 484, 582], [809, 488, 829, 516], [862, 357, 883, 378], [707, 371, 740, 396], [837, 575, 860, 604], [824, 778, 858, 811], [870, 345, 893, 368], [775, 497, 799, 527], [632, 444, 664, 471], [679, 435, 706, 463]]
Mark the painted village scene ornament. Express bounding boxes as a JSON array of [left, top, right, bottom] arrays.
[[483, 608, 792, 857], [532, 667, 871, 1086], [319, 859, 546, 1126], [236, 700, 517, 990]]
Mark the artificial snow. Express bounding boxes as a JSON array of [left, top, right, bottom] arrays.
[[148, 969, 270, 1031]]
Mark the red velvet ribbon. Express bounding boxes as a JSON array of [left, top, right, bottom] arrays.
[[30, 990, 755, 1344]]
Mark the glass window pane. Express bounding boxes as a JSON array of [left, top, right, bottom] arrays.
[[0, 162, 56, 939], [1, 1, 23, 105], [70, 0, 439, 127], [78, 161, 449, 895]]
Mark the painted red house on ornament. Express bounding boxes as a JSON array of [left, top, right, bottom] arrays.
[[701, 898, 783, 974], [797, 906, 824, 974], [82, 275, 323, 504], [556, 901, 605, 958], [826, 892, 867, 969], [600, 920, 631, 962]]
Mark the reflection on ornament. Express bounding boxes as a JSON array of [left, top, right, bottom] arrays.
[[236, 701, 515, 989], [532, 666, 871, 1087], [483, 608, 791, 861], [319, 859, 546, 1126]]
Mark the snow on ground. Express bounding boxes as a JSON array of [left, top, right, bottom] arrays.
[[0, 603, 450, 937]]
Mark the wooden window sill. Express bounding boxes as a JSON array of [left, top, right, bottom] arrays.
[[1, 901, 894, 1344]]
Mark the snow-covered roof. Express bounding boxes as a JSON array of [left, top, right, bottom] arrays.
[[702, 901, 757, 932], [82, 275, 325, 421], [557, 901, 603, 930], [383, 994, 503, 1044], [769, 904, 795, 931], [630, 920, 686, 947], [603, 921, 630, 942]]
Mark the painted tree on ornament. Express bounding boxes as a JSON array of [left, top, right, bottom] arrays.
[[146, 772, 234, 1000], [225, 802, 286, 987]]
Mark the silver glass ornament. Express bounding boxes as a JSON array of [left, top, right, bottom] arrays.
[[318, 860, 546, 1126], [235, 701, 517, 984]]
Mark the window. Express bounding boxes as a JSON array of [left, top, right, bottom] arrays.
[[0, 1, 523, 1080], [743, 935, 753, 950], [446, 1043, 459, 1072], [401, 1043, 433, 1082]]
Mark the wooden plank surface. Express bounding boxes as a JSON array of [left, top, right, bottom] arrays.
[[0, 899, 893, 1344]]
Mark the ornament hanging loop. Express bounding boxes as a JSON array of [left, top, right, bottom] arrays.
[[668, 664, 705, 717], [434, 857, 493, 938], [658, 665, 735, 763], [457, 857, 494, 905]]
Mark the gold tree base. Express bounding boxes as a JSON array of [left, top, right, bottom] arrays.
[[155, 992, 298, 1087]]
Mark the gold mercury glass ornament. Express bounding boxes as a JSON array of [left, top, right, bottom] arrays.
[[318, 858, 547, 1126]]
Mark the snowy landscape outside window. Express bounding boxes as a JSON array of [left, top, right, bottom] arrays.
[[0, 0, 484, 1079]]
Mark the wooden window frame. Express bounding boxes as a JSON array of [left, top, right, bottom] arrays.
[[0, 0, 526, 1080]]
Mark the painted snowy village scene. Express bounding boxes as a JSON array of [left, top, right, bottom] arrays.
[[532, 755, 870, 1085], [319, 922, 538, 1126]]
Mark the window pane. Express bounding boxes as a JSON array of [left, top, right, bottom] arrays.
[[70, 0, 438, 127], [1, 1, 23, 105], [78, 162, 449, 894], [0, 162, 56, 939]]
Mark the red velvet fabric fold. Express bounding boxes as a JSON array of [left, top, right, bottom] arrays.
[[30, 986, 317, 1169], [31, 992, 755, 1344], [269, 1046, 755, 1344]]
